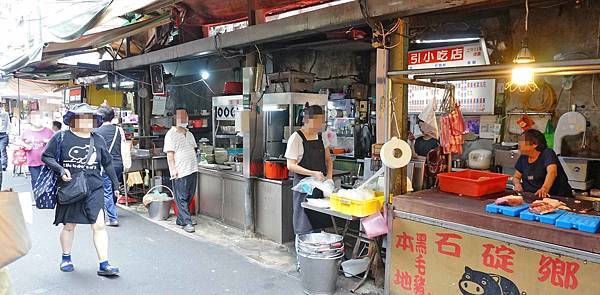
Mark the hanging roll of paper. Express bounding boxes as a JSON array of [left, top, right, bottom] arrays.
[[380, 137, 412, 169]]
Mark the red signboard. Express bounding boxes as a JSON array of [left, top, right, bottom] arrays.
[[408, 46, 465, 66]]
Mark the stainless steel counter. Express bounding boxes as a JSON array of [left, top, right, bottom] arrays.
[[196, 166, 294, 243]]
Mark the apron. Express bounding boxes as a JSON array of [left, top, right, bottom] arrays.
[[292, 130, 331, 234]]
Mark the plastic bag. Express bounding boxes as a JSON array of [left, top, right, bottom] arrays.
[[0, 267, 15, 295], [142, 192, 172, 206], [292, 177, 335, 197], [336, 188, 376, 201], [0, 192, 32, 268]]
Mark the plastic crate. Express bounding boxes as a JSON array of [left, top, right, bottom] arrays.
[[330, 193, 384, 217], [555, 213, 600, 234], [438, 170, 509, 197], [485, 203, 530, 217], [520, 210, 567, 225]]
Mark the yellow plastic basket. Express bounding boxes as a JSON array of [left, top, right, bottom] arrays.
[[330, 192, 384, 217]]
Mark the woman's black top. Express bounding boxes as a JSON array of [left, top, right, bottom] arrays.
[[515, 148, 572, 197]]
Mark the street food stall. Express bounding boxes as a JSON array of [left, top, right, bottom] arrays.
[[196, 91, 356, 243], [389, 190, 599, 295], [383, 50, 600, 294]]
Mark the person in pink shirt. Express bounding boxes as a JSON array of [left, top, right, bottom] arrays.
[[20, 111, 54, 188]]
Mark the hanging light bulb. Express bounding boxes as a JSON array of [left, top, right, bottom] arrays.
[[507, 67, 538, 92], [506, 0, 538, 92], [200, 70, 210, 80]]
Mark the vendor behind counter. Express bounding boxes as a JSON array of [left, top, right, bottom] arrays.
[[513, 129, 572, 198], [285, 104, 334, 235]]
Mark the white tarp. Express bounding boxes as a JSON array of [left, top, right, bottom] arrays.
[[0, 0, 164, 75]]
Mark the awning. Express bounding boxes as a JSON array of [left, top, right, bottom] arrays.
[[0, 78, 63, 99], [45, 14, 171, 56], [8, 14, 171, 80], [0, 0, 177, 75]]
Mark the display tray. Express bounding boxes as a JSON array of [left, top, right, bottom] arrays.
[[393, 189, 600, 254], [520, 209, 567, 224]]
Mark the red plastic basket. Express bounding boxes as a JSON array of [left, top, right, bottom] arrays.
[[437, 170, 509, 197]]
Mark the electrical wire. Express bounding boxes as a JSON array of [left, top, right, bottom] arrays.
[[593, 14, 600, 107], [525, 0, 529, 33], [308, 51, 318, 74], [358, 0, 404, 49], [254, 44, 264, 66], [522, 81, 557, 112]]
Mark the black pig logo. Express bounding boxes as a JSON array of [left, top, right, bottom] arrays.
[[459, 267, 524, 295]]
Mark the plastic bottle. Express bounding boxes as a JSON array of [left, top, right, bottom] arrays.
[[544, 120, 555, 148]]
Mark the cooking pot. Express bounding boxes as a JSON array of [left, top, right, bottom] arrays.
[[468, 149, 493, 170], [264, 158, 289, 180]]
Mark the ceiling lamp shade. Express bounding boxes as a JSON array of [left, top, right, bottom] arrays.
[[513, 39, 535, 64]]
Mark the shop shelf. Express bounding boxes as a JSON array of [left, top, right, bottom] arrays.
[[438, 169, 509, 197], [330, 192, 384, 217], [485, 203, 529, 217]]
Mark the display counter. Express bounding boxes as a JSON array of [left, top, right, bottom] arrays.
[[387, 189, 600, 295]]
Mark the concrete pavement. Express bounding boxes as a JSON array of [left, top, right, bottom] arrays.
[[7, 173, 304, 295]]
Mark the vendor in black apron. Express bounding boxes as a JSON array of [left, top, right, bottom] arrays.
[[285, 104, 333, 235], [513, 129, 572, 198]]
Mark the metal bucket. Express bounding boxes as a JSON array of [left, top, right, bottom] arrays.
[[297, 233, 344, 295], [148, 200, 172, 220]]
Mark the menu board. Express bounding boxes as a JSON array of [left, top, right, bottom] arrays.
[[408, 41, 495, 114]]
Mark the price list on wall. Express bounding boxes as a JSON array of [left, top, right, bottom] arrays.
[[407, 41, 496, 114]]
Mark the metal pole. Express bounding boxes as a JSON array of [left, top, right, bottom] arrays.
[[17, 78, 20, 135], [384, 18, 409, 295], [242, 0, 259, 236]]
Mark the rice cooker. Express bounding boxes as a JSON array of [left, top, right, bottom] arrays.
[[468, 149, 493, 170]]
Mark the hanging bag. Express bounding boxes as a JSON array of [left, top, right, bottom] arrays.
[[57, 135, 95, 205], [119, 126, 132, 170], [33, 132, 64, 209], [0, 192, 32, 268]]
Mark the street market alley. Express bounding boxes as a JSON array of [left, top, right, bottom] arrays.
[[7, 174, 304, 295]]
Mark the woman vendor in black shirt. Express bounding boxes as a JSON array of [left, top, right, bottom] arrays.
[[513, 129, 572, 198], [409, 119, 439, 160]]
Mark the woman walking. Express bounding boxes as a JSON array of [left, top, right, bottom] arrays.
[[20, 111, 54, 189], [41, 103, 121, 276]]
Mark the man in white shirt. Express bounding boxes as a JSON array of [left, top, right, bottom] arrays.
[[164, 108, 199, 233]]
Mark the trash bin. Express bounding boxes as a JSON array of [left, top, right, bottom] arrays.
[[147, 199, 172, 220], [143, 188, 174, 221], [297, 233, 344, 295]]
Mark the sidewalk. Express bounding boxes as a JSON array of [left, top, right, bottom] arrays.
[[121, 202, 384, 295], [5, 167, 383, 294]]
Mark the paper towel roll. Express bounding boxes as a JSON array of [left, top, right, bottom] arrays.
[[380, 137, 411, 169]]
